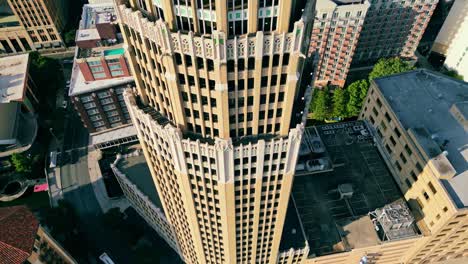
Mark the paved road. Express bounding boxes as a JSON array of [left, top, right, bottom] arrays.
[[58, 107, 137, 263]]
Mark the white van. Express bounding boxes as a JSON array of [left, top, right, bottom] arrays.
[[49, 151, 57, 168]]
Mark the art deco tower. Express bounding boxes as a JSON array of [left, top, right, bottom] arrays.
[[113, 0, 314, 263]]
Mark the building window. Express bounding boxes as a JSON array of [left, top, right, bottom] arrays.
[[428, 182, 437, 194]]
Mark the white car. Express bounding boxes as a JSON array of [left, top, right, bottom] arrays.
[[99, 253, 115, 264], [62, 101, 68, 108]]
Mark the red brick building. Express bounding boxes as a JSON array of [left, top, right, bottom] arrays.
[[309, 0, 370, 87]]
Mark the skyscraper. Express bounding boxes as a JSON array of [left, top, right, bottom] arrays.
[[114, 0, 314, 263]]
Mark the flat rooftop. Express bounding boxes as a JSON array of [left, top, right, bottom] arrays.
[[68, 60, 133, 96], [80, 3, 116, 30], [293, 121, 418, 257], [0, 54, 29, 103], [117, 154, 163, 209], [76, 3, 122, 59], [373, 69, 468, 207]]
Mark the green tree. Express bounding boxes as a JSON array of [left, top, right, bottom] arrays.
[[332, 88, 348, 118], [369, 57, 415, 80], [64, 30, 76, 46], [346, 80, 369, 117], [312, 87, 332, 120], [445, 70, 464, 80], [11, 153, 32, 173]]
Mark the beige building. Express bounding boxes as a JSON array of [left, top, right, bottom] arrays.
[[0, 0, 68, 55], [431, 0, 468, 82], [359, 69, 468, 264], [113, 0, 315, 263]]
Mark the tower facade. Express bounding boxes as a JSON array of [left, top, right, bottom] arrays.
[[5, 0, 68, 50], [114, 0, 314, 263]]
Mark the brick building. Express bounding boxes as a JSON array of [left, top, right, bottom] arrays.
[[352, 0, 438, 66], [69, 2, 136, 148], [0, 206, 77, 264], [309, 0, 370, 87]]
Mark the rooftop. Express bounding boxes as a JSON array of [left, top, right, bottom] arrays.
[[79, 3, 117, 30], [91, 124, 137, 145], [293, 121, 418, 257], [68, 61, 133, 96], [0, 54, 29, 103], [76, 3, 122, 59], [373, 69, 468, 207], [117, 154, 163, 209], [0, 206, 39, 264]]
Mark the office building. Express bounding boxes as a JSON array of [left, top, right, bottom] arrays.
[[352, 0, 438, 66], [69, 3, 137, 149], [359, 69, 468, 263], [114, 0, 314, 263], [431, 0, 468, 81], [309, 0, 369, 87], [0, 206, 77, 264], [0, 0, 68, 55], [0, 54, 38, 158]]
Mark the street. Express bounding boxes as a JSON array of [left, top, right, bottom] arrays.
[[58, 108, 137, 263]]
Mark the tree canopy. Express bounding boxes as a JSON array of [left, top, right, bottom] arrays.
[[346, 80, 369, 117], [445, 70, 464, 81], [311, 86, 332, 120], [11, 153, 33, 174], [369, 57, 415, 80], [332, 88, 348, 118]]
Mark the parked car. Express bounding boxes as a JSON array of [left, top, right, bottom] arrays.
[[99, 253, 115, 264], [62, 100, 68, 108]]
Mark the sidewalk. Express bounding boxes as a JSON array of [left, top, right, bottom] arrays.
[[88, 148, 129, 213]]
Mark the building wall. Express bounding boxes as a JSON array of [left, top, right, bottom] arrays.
[[359, 80, 468, 264], [277, 247, 310, 264], [431, 0, 466, 56], [303, 236, 421, 264], [352, 0, 438, 66], [309, 0, 369, 87], [77, 55, 131, 81], [0, 25, 35, 55], [28, 226, 77, 264], [72, 84, 132, 133], [116, 0, 315, 263], [125, 89, 305, 264], [111, 155, 181, 255], [6, 0, 66, 49], [441, 0, 468, 81]]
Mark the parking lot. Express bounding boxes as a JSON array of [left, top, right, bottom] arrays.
[[292, 121, 404, 257]]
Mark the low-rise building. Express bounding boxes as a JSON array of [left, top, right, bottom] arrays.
[[111, 150, 180, 255], [0, 54, 38, 158], [0, 205, 77, 264], [359, 69, 468, 263]]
